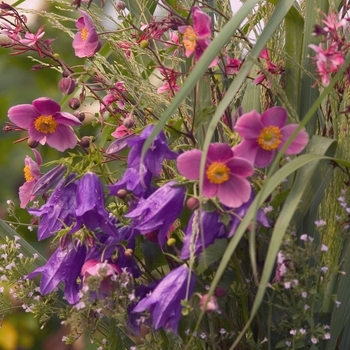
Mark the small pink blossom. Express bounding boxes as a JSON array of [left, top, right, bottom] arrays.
[[19, 26, 45, 47], [157, 67, 180, 96], [111, 125, 131, 138]]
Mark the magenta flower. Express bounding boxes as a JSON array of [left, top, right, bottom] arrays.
[[177, 143, 254, 208], [8, 97, 81, 152], [157, 67, 180, 96], [72, 10, 101, 58], [19, 26, 45, 47], [233, 107, 309, 168], [178, 7, 218, 67], [19, 149, 42, 208]]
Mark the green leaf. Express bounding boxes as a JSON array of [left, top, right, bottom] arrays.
[[197, 239, 228, 275]]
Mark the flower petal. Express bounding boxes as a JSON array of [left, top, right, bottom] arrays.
[[232, 139, 258, 166], [8, 104, 39, 128], [177, 149, 202, 179], [226, 157, 254, 177], [255, 148, 275, 168], [217, 176, 251, 208], [280, 124, 309, 155], [192, 7, 211, 38], [46, 125, 78, 151], [261, 106, 287, 128], [32, 97, 61, 116], [234, 110, 263, 139], [207, 143, 233, 162], [54, 112, 82, 126]]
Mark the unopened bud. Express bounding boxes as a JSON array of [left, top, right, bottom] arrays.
[[116, 1, 126, 10], [27, 138, 39, 148], [124, 248, 133, 258], [214, 286, 226, 298], [167, 238, 176, 246], [68, 97, 80, 110], [140, 40, 149, 49], [116, 189, 128, 199], [123, 116, 135, 129], [73, 111, 85, 122], [186, 197, 199, 211], [59, 77, 76, 95], [199, 294, 219, 312], [80, 136, 91, 148]]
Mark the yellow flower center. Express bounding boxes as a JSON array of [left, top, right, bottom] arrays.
[[34, 115, 58, 134], [81, 27, 89, 41], [206, 162, 230, 184], [24, 165, 34, 182], [183, 26, 197, 52], [257, 126, 282, 151]]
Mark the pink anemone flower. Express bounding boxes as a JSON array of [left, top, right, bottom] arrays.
[[233, 107, 309, 168], [177, 143, 254, 208], [19, 149, 42, 208], [72, 10, 101, 58], [8, 97, 81, 152], [178, 7, 218, 67]]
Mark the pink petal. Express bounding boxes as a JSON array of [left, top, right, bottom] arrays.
[[234, 110, 263, 139], [255, 148, 275, 168], [8, 104, 39, 128], [192, 7, 211, 38], [54, 112, 82, 126], [19, 180, 35, 208], [225, 157, 254, 177], [32, 97, 61, 116], [261, 107, 287, 128], [207, 143, 233, 162], [216, 176, 251, 208], [32, 149, 42, 166], [202, 176, 219, 198], [280, 124, 309, 155], [25, 155, 40, 180], [28, 125, 46, 142], [177, 149, 203, 179], [46, 125, 78, 152], [232, 140, 257, 166]]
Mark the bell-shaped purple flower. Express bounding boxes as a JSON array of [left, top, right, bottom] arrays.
[[70, 172, 120, 238], [132, 264, 195, 333], [28, 174, 78, 241], [27, 242, 87, 304], [72, 10, 101, 58], [125, 181, 185, 246]]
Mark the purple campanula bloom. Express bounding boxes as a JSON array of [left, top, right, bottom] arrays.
[[8, 97, 81, 152], [127, 125, 177, 176], [233, 107, 309, 168], [177, 143, 254, 208], [70, 172, 120, 238], [19, 149, 42, 208], [72, 10, 101, 58], [132, 264, 195, 333], [28, 174, 78, 241], [27, 242, 87, 304], [125, 181, 185, 246]]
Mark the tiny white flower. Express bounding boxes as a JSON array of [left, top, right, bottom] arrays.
[[284, 281, 291, 289], [220, 328, 226, 334], [301, 291, 307, 298], [290, 329, 297, 335], [324, 333, 331, 340], [335, 300, 341, 308], [62, 336, 68, 342], [285, 341, 291, 347], [311, 337, 318, 344], [321, 266, 329, 273], [321, 244, 329, 252], [315, 219, 326, 227], [33, 253, 39, 259], [0, 287, 4, 293], [304, 304, 310, 310], [263, 206, 273, 214], [28, 226, 33, 232], [200, 332, 206, 339], [300, 234, 308, 241], [102, 339, 107, 345], [299, 328, 306, 335]]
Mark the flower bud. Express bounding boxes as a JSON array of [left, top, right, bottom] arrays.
[[116, 1, 126, 10], [80, 136, 91, 148], [186, 197, 199, 211], [68, 97, 80, 110], [27, 137, 39, 148], [124, 248, 133, 258], [73, 111, 85, 122], [140, 40, 149, 49], [59, 77, 76, 95], [116, 189, 128, 199], [167, 238, 176, 246], [214, 286, 226, 298], [123, 116, 135, 129], [199, 294, 219, 312]]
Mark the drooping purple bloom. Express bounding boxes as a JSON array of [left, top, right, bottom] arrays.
[[127, 125, 177, 176], [132, 264, 195, 333], [28, 174, 78, 241], [125, 181, 185, 246], [19, 149, 42, 208], [72, 10, 101, 58], [70, 172, 120, 238], [177, 143, 254, 208], [27, 242, 87, 304], [233, 107, 309, 168], [8, 97, 81, 152], [178, 7, 218, 67]]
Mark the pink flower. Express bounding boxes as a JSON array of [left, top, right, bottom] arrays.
[[157, 67, 180, 96], [111, 125, 131, 138], [8, 97, 81, 152], [233, 107, 309, 168], [177, 143, 253, 208], [19, 26, 45, 47], [226, 56, 242, 75], [178, 7, 218, 67], [72, 10, 101, 58], [19, 149, 42, 208], [101, 81, 126, 113]]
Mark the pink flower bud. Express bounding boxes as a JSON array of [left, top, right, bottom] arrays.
[[59, 77, 76, 95], [199, 294, 219, 312], [68, 97, 80, 110]]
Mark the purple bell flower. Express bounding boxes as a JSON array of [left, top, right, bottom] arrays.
[[125, 181, 185, 246], [132, 264, 195, 333], [28, 174, 78, 241]]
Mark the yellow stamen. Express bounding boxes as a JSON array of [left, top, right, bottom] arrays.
[[206, 162, 230, 184], [257, 125, 282, 151], [34, 115, 58, 134], [81, 27, 89, 41], [183, 26, 197, 52], [24, 165, 34, 182]]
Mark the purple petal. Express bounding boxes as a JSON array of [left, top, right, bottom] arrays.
[[207, 143, 233, 162], [46, 125, 78, 151], [234, 110, 263, 139], [217, 176, 251, 208], [261, 106, 287, 128], [225, 157, 254, 177], [192, 7, 211, 38], [177, 149, 202, 179], [255, 148, 275, 168], [232, 140, 258, 166], [280, 124, 309, 155], [8, 104, 39, 128], [32, 97, 61, 116]]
